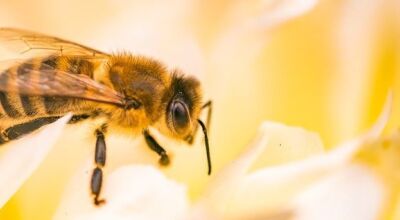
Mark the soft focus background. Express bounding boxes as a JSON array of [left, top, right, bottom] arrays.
[[0, 0, 398, 219]]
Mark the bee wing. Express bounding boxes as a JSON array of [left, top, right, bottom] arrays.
[[0, 28, 109, 59], [0, 63, 125, 106]]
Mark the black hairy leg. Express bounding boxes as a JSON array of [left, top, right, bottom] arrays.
[[91, 124, 107, 206], [143, 129, 170, 166], [0, 117, 61, 145], [0, 114, 94, 145]]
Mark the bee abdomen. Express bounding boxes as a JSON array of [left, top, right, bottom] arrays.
[[43, 96, 72, 114], [0, 56, 95, 119], [67, 57, 94, 77], [43, 55, 94, 77], [17, 63, 40, 116], [40, 56, 91, 115], [0, 92, 23, 118], [0, 65, 33, 118]]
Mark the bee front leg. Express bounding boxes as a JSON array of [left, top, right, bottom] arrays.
[[91, 124, 107, 206], [184, 100, 212, 145], [143, 130, 170, 166]]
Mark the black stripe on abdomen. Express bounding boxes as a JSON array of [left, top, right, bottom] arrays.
[[0, 92, 22, 118], [17, 63, 37, 116], [0, 70, 22, 118]]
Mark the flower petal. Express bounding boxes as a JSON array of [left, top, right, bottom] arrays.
[[291, 164, 385, 220], [216, 0, 319, 35], [224, 93, 391, 218], [250, 122, 324, 168], [54, 165, 189, 220], [190, 121, 323, 219], [193, 93, 391, 219], [231, 0, 319, 30], [328, 0, 389, 140], [190, 123, 270, 219], [0, 114, 71, 208]]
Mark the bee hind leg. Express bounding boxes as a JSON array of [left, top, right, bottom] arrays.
[[0, 117, 61, 145], [0, 129, 10, 144], [143, 130, 170, 166], [91, 124, 107, 206], [0, 114, 92, 146]]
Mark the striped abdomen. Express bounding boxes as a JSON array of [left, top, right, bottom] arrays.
[[0, 56, 95, 123]]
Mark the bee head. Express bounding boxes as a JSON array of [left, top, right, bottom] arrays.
[[164, 71, 212, 175], [164, 71, 202, 139]]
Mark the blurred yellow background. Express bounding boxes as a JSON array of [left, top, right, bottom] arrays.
[[0, 0, 398, 219]]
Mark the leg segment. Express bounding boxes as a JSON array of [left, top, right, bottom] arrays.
[[0, 114, 93, 146], [185, 100, 213, 145], [0, 117, 61, 145], [91, 125, 107, 206], [68, 114, 90, 124], [202, 100, 212, 130], [91, 167, 104, 206], [143, 130, 170, 166]]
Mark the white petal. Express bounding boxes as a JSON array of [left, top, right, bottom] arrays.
[[0, 114, 71, 208], [292, 164, 385, 220], [54, 165, 189, 220]]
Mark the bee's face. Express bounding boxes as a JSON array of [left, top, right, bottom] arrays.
[[164, 72, 202, 140]]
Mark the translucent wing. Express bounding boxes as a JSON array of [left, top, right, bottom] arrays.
[[0, 27, 109, 58], [0, 63, 125, 106]]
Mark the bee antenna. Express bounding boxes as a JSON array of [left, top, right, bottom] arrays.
[[197, 119, 212, 175]]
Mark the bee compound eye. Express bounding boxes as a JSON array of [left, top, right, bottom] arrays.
[[171, 101, 190, 133]]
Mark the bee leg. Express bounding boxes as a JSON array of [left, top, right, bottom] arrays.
[[91, 124, 107, 206], [0, 117, 61, 145], [185, 100, 213, 145], [68, 114, 90, 124], [143, 130, 170, 166], [0, 129, 10, 144], [202, 100, 212, 131], [0, 114, 92, 145]]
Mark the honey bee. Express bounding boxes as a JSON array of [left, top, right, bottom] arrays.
[[0, 28, 212, 206]]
